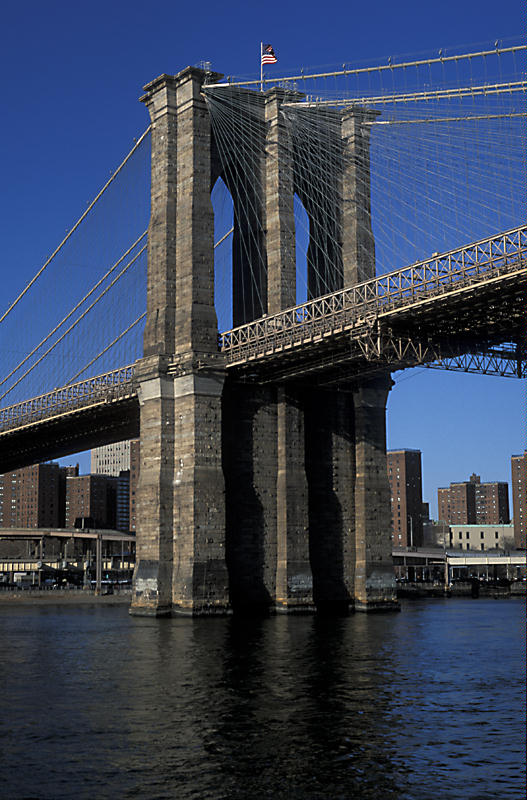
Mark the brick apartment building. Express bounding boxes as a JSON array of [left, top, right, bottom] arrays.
[[129, 439, 140, 532], [438, 474, 478, 525], [387, 449, 423, 547], [474, 480, 509, 524], [65, 474, 116, 529], [438, 473, 509, 526], [511, 451, 526, 548], [0, 463, 78, 528]]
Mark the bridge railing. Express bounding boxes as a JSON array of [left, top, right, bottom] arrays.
[[219, 225, 526, 362], [0, 366, 136, 432]]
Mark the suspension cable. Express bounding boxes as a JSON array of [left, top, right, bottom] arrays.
[[214, 45, 527, 88]]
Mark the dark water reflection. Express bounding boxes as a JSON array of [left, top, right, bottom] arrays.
[[0, 598, 524, 799]]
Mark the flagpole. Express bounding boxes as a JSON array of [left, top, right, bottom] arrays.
[[260, 42, 263, 92]]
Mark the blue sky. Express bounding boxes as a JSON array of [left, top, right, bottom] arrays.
[[0, 0, 523, 516]]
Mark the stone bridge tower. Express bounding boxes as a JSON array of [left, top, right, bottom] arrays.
[[131, 66, 397, 616]]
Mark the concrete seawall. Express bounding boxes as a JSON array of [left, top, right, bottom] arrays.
[[0, 589, 132, 605]]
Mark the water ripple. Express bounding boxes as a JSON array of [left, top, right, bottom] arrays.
[[0, 598, 524, 799]]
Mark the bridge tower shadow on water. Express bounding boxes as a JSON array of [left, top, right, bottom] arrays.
[[131, 66, 398, 616]]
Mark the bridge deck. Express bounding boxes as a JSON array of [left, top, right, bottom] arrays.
[[219, 226, 526, 377], [1, 226, 525, 470]]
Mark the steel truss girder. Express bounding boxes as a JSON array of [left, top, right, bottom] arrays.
[[355, 331, 526, 378], [243, 327, 525, 385], [425, 353, 526, 378], [219, 225, 527, 366]]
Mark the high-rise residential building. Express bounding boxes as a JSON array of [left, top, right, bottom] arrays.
[[387, 449, 423, 547], [0, 463, 71, 529], [65, 474, 117, 529], [58, 465, 79, 527], [474, 480, 509, 524], [511, 452, 526, 548], [129, 439, 140, 532], [438, 473, 510, 526], [89, 439, 139, 532], [438, 473, 479, 525], [116, 470, 130, 533], [91, 441, 131, 476]]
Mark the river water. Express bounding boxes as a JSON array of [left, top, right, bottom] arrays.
[[0, 597, 524, 800]]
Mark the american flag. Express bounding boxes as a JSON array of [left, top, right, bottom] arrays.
[[261, 44, 277, 65]]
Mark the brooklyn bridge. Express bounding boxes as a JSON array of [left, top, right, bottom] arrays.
[[0, 43, 524, 615]]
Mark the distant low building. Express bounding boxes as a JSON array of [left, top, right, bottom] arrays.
[[422, 520, 450, 548], [448, 523, 515, 552]]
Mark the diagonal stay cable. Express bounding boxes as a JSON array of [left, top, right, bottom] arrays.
[[0, 232, 147, 389], [214, 227, 234, 248], [65, 225, 236, 387], [44, 225, 234, 390], [67, 312, 147, 384], [0, 244, 147, 403], [0, 126, 151, 325]]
